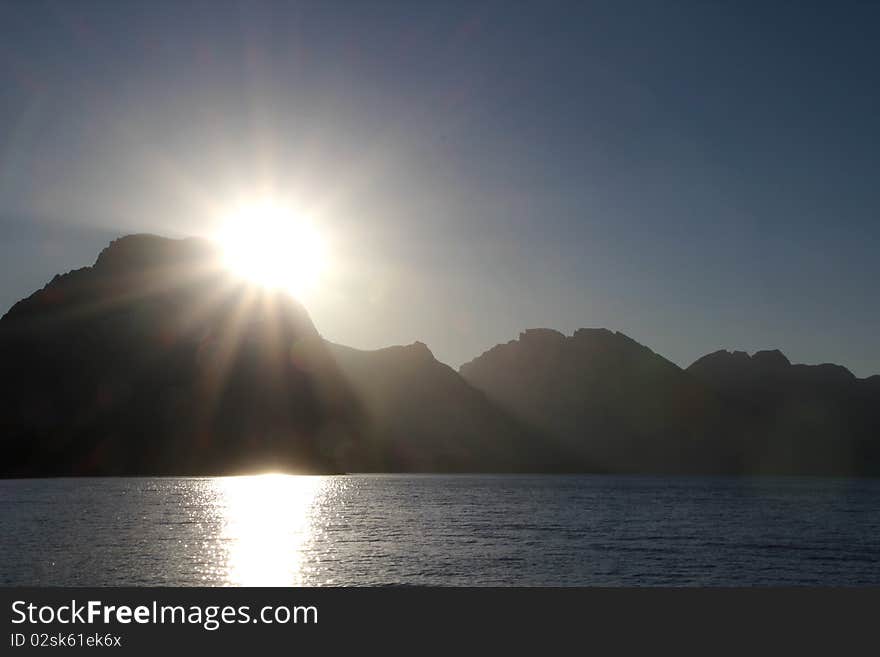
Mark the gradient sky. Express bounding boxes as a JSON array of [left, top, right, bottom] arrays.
[[1, 0, 878, 376]]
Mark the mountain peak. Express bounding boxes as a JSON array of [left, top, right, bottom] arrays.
[[688, 348, 791, 372], [751, 349, 791, 369], [518, 328, 566, 343], [687, 347, 862, 391], [402, 340, 435, 360], [93, 234, 218, 274]]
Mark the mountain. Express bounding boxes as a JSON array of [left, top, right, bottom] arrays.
[[0, 234, 358, 476], [459, 328, 731, 473], [686, 349, 880, 475], [0, 234, 544, 476], [459, 330, 880, 476], [3, 233, 879, 476], [326, 341, 555, 472]]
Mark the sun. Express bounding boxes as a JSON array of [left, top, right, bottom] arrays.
[[215, 200, 328, 298]]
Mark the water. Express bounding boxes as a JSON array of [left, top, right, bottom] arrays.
[[1, 474, 879, 586]]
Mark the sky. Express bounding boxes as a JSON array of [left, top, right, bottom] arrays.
[[1, 0, 878, 376]]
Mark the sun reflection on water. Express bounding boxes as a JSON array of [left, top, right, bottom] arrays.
[[215, 474, 325, 586]]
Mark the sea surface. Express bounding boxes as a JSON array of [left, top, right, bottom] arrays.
[[2, 474, 879, 586]]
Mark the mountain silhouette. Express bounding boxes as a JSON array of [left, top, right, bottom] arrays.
[[0, 235, 357, 475], [687, 349, 880, 474], [459, 328, 731, 473], [326, 341, 557, 472], [460, 331, 880, 475], [2, 234, 878, 476], [0, 234, 545, 476]]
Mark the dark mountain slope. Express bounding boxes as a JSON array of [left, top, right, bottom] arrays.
[[459, 328, 730, 473], [460, 330, 880, 475], [687, 350, 880, 474], [326, 341, 558, 472], [0, 234, 357, 476]]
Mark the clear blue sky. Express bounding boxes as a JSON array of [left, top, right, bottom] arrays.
[[1, 1, 878, 375]]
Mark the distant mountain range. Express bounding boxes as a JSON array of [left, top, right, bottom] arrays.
[[461, 330, 880, 475], [2, 234, 878, 476]]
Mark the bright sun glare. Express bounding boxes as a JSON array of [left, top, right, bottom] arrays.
[[217, 474, 324, 586], [216, 200, 328, 299]]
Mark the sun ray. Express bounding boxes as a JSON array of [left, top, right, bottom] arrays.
[[192, 284, 261, 432]]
